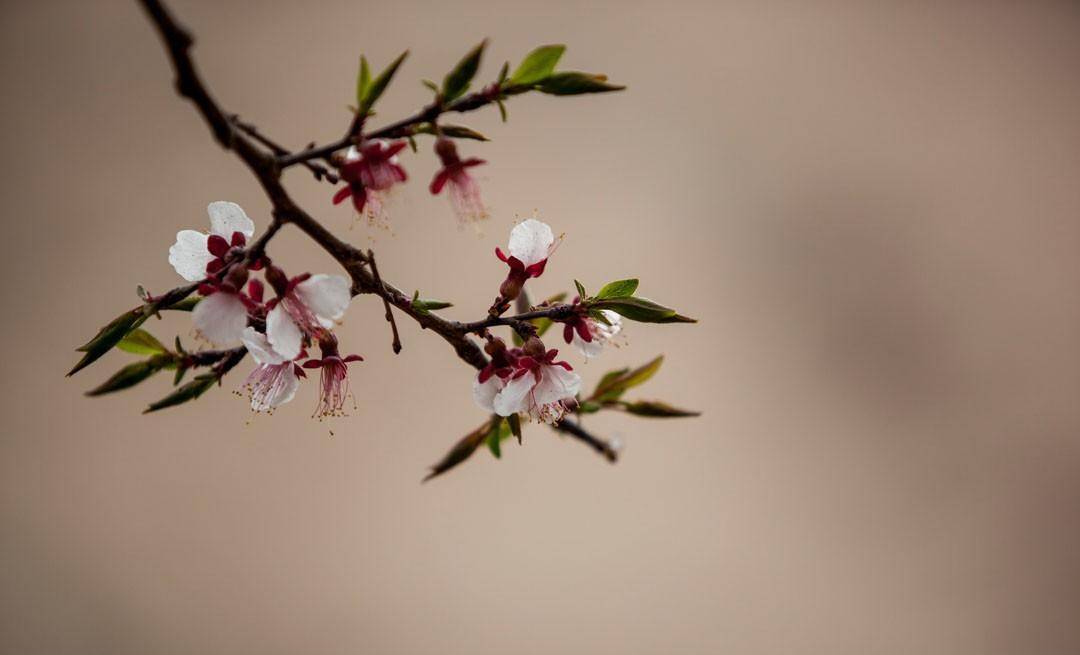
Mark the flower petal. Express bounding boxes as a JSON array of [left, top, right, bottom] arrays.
[[247, 363, 300, 412], [472, 374, 504, 412], [572, 332, 605, 358], [192, 292, 248, 345], [240, 326, 286, 365], [168, 230, 214, 281], [266, 304, 303, 360], [507, 218, 555, 267], [532, 364, 582, 406], [493, 372, 534, 417], [207, 201, 255, 239], [294, 274, 351, 327]]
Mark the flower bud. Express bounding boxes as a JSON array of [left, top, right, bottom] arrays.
[[499, 273, 524, 301], [522, 336, 547, 359], [434, 137, 458, 165], [264, 265, 289, 297]]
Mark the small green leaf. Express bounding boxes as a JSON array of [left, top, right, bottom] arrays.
[[621, 400, 700, 418], [590, 296, 696, 323], [356, 55, 372, 106], [407, 135, 418, 152], [574, 279, 588, 300], [414, 123, 489, 141], [496, 99, 508, 122], [421, 78, 439, 94], [143, 373, 217, 413], [591, 356, 664, 402], [510, 44, 565, 85], [424, 417, 497, 481], [588, 308, 613, 326], [537, 72, 625, 96], [360, 50, 409, 115], [507, 413, 522, 444], [443, 40, 487, 103], [86, 359, 165, 397], [411, 291, 453, 315], [497, 61, 510, 84], [68, 309, 146, 376], [165, 296, 201, 312], [117, 329, 167, 356], [595, 278, 639, 300], [578, 400, 602, 414]]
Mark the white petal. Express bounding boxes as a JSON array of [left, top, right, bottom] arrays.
[[192, 292, 248, 345], [249, 363, 300, 412], [472, 375, 504, 412], [207, 201, 255, 239], [294, 274, 351, 327], [493, 373, 535, 417], [168, 230, 213, 281], [343, 145, 361, 162], [240, 327, 286, 365], [507, 219, 554, 267], [266, 304, 303, 360], [532, 365, 582, 406], [572, 332, 605, 358]]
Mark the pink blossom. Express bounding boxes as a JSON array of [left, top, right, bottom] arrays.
[[430, 137, 487, 224], [332, 140, 407, 218]]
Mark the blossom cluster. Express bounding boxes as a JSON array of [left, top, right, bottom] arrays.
[[169, 202, 361, 416]]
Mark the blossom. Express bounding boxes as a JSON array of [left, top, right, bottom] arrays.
[[495, 218, 561, 300], [332, 140, 407, 217], [264, 269, 352, 361], [240, 327, 304, 412], [191, 266, 262, 346], [168, 201, 255, 282], [563, 308, 623, 358], [472, 338, 519, 412], [302, 336, 363, 418], [430, 137, 487, 224], [488, 338, 581, 424]]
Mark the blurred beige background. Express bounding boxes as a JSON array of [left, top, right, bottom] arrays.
[[3, 0, 1080, 653]]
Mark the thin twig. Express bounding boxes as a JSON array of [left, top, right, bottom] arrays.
[[366, 250, 402, 354]]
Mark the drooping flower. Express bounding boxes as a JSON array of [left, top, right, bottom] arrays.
[[263, 267, 352, 361], [240, 327, 305, 412], [430, 137, 487, 224], [472, 337, 519, 412], [563, 307, 623, 358], [490, 338, 581, 424], [332, 140, 407, 219], [495, 218, 561, 301], [302, 334, 363, 418], [191, 266, 262, 346], [168, 201, 255, 282]]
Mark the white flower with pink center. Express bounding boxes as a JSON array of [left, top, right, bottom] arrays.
[[564, 309, 623, 358], [168, 201, 255, 282], [240, 327, 303, 412], [265, 272, 352, 361], [495, 218, 561, 300], [491, 346, 581, 424]]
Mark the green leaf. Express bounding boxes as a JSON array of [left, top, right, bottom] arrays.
[[536, 72, 625, 96], [424, 417, 497, 481], [574, 279, 588, 300], [485, 417, 515, 458], [414, 123, 489, 141], [621, 400, 700, 418], [143, 373, 217, 413], [590, 296, 696, 323], [360, 50, 409, 114], [591, 356, 664, 402], [442, 40, 487, 103], [595, 278, 639, 300], [411, 290, 453, 315], [496, 99, 508, 122], [510, 44, 565, 85], [507, 413, 522, 444], [165, 296, 201, 312], [578, 400, 602, 414], [497, 61, 510, 84], [421, 78, 439, 94], [117, 328, 167, 356], [86, 359, 165, 397], [68, 309, 146, 376], [356, 56, 371, 106]]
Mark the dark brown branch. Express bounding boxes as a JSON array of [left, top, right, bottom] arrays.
[[230, 116, 338, 184], [366, 250, 402, 354], [554, 418, 619, 462], [455, 304, 576, 334]]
